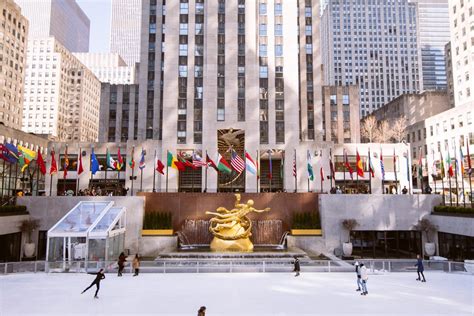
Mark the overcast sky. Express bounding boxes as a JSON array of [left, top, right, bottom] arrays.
[[77, 0, 111, 52]]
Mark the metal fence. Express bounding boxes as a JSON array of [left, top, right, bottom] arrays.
[[0, 259, 470, 275]]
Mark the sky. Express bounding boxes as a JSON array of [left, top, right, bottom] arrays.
[[77, 0, 111, 53]]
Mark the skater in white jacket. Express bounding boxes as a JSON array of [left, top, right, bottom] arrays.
[[359, 263, 368, 296]]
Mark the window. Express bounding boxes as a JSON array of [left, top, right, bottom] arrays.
[[275, 45, 283, 57], [467, 112, 472, 125], [259, 3, 267, 14], [342, 94, 349, 105]]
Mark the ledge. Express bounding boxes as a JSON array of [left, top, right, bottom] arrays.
[[291, 229, 322, 236], [142, 229, 174, 236], [431, 212, 474, 218]]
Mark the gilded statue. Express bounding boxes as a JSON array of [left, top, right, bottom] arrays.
[[206, 194, 270, 251], [218, 128, 244, 148]]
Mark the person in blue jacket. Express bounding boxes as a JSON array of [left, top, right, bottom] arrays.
[[415, 254, 426, 282]]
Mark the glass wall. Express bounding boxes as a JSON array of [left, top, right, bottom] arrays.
[[351, 230, 422, 258], [438, 232, 474, 261]]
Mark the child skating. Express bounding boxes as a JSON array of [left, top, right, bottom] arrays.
[[81, 269, 105, 299]]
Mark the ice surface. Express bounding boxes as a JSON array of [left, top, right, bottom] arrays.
[[0, 272, 472, 315]]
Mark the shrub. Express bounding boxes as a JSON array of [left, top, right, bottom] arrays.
[[143, 212, 172, 229], [341, 219, 359, 243], [433, 205, 474, 215], [413, 218, 438, 243], [292, 212, 321, 229], [0, 205, 28, 216], [18, 218, 40, 243]]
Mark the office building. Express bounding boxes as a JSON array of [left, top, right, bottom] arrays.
[[73, 53, 138, 84], [445, 42, 455, 108], [15, 0, 90, 52], [0, 0, 28, 129], [321, 0, 423, 117]]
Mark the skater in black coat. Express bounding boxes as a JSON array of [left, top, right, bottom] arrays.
[[415, 254, 426, 282], [293, 256, 300, 277], [81, 269, 105, 298], [118, 252, 127, 276]]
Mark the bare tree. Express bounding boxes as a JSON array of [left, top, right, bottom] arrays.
[[374, 120, 393, 143], [391, 117, 407, 143], [360, 115, 378, 143]]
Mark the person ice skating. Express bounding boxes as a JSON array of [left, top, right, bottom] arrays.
[[402, 186, 408, 194], [198, 306, 206, 316], [354, 261, 362, 291], [132, 254, 140, 276], [293, 256, 300, 277], [415, 254, 426, 282], [118, 252, 126, 276], [81, 269, 105, 299], [359, 263, 368, 295]]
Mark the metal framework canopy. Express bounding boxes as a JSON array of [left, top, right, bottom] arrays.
[[46, 201, 126, 268]]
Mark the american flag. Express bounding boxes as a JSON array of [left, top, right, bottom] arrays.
[[192, 153, 207, 167], [380, 149, 385, 180], [231, 150, 245, 173]]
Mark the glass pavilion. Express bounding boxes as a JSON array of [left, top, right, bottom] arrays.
[[46, 201, 126, 272]]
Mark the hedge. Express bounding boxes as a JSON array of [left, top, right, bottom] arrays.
[[143, 212, 172, 229], [0, 205, 28, 216], [292, 212, 321, 229], [433, 205, 474, 215]]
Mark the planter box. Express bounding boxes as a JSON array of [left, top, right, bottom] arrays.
[[142, 229, 174, 236], [291, 229, 322, 236]]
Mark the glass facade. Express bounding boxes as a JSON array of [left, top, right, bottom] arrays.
[[351, 230, 422, 259]]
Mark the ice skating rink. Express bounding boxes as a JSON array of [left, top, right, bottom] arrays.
[[0, 272, 472, 315]]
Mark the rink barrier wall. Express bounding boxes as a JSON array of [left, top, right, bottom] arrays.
[[0, 259, 470, 275]]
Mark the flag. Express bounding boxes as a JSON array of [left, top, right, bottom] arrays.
[[393, 148, 398, 183], [447, 151, 454, 177], [37, 150, 46, 175], [320, 165, 324, 182], [344, 149, 353, 179], [62, 146, 69, 177], [356, 149, 364, 178], [179, 153, 196, 169], [231, 150, 245, 173], [116, 148, 124, 170], [167, 151, 185, 171], [50, 149, 58, 175], [459, 148, 465, 176], [139, 149, 146, 170], [329, 149, 335, 180], [380, 149, 385, 180], [18, 145, 37, 173], [467, 140, 472, 175], [431, 151, 437, 178], [91, 149, 99, 175], [0, 143, 19, 163], [192, 153, 207, 168], [307, 150, 314, 181], [129, 147, 136, 169], [440, 151, 445, 177], [155, 156, 165, 175], [280, 152, 284, 179], [368, 149, 375, 178], [206, 154, 218, 172], [77, 149, 84, 175], [245, 151, 257, 175], [292, 153, 297, 177], [106, 148, 116, 170], [217, 153, 232, 174], [418, 148, 423, 179], [267, 150, 273, 179]]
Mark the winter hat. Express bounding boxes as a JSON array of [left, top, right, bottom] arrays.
[[354, 261, 359, 266]]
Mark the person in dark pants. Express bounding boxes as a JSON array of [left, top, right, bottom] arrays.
[[81, 269, 105, 299], [118, 252, 127, 276], [354, 262, 362, 291], [293, 256, 300, 277], [415, 254, 426, 282], [132, 254, 140, 276]]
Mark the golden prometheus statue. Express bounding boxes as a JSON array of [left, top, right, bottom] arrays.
[[206, 193, 270, 252]]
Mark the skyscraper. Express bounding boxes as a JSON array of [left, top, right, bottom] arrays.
[[110, 0, 142, 66], [0, 0, 29, 129], [321, 0, 423, 117], [411, 0, 450, 91], [15, 0, 90, 52]]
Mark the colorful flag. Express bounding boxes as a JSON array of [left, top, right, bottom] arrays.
[[18, 145, 37, 173], [431, 151, 438, 178], [179, 153, 196, 169], [307, 150, 314, 181], [217, 153, 232, 174], [380, 149, 385, 180], [418, 148, 423, 179], [192, 153, 207, 167], [368, 148, 375, 178], [139, 149, 146, 170], [459, 148, 465, 176], [116, 148, 124, 170], [106, 148, 115, 170], [91, 149, 99, 175], [344, 149, 353, 179], [167, 151, 185, 171], [320, 165, 324, 182], [0, 143, 19, 163], [50, 149, 58, 175], [292, 152, 297, 178], [447, 151, 454, 177], [467, 140, 472, 175], [206, 154, 218, 172], [129, 147, 136, 169], [356, 149, 364, 178], [267, 150, 273, 180], [393, 148, 398, 183], [77, 150, 84, 175], [62, 146, 69, 177], [440, 151, 445, 177], [245, 151, 257, 175], [230, 150, 245, 173], [155, 156, 165, 175], [37, 150, 46, 175]]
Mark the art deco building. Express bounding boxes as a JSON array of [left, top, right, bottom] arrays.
[[15, 0, 90, 52], [321, 0, 423, 117], [0, 0, 28, 129], [22, 38, 101, 142]]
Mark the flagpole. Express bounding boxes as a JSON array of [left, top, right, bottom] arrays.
[[448, 157, 453, 206], [294, 149, 297, 193], [1, 159, 5, 197], [406, 150, 412, 194], [432, 150, 437, 195], [36, 156, 40, 196], [192, 151, 195, 193], [8, 161, 12, 196], [356, 149, 359, 194], [90, 148, 94, 191], [269, 152, 272, 192], [104, 148, 108, 194], [76, 147, 81, 196], [165, 152, 169, 193], [368, 149, 372, 194], [454, 147, 459, 207], [461, 160, 466, 208], [256, 150, 259, 193], [63, 145, 66, 195], [394, 151, 398, 194], [140, 168, 143, 192], [153, 150, 156, 192], [205, 150, 208, 192]]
